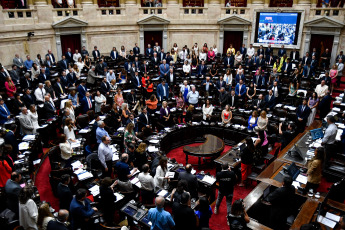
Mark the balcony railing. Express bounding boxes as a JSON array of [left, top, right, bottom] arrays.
[[181, 6, 207, 14], [2, 8, 36, 20], [53, 8, 82, 17], [140, 7, 166, 15], [222, 7, 248, 15], [310, 7, 345, 18], [97, 7, 125, 15]]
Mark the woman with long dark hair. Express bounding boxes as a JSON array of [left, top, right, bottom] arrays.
[[154, 156, 168, 192], [37, 203, 54, 230], [305, 147, 325, 193], [19, 186, 38, 230], [195, 196, 213, 229], [227, 199, 250, 229], [239, 137, 255, 186]]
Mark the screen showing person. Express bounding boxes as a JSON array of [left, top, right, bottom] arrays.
[[255, 12, 300, 45]]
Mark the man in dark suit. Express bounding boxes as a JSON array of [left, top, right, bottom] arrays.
[[228, 90, 238, 110], [310, 55, 318, 76], [138, 107, 151, 133], [21, 72, 32, 90], [178, 164, 198, 199], [43, 95, 56, 119], [219, 88, 229, 107], [235, 80, 246, 100], [282, 58, 293, 74], [100, 77, 110, 96], [201, 76, 213, 97], [132, 71, 142, 89], [53, 77, 66, 98], [81, 91, 93, 113], [265, 53, 275, 66], [302, 52, 312, 66], [46, 49, 56, 65], [245, 56, 254, 70], [57, 174, 73, 211], [166, 68, 176, 88], [165, 52, 173, 64], [4, 124, 19, 161], [311, 48, 319, 61], [296, 99, 311, 133], [239, 44, 247, 56], [157, 79, 169, 102], [38, 68, 50, 83], [23, 88, 35, 108], [126, 89, 137, 108], [151, 53, 160, 68], [58, 55, 69, 72], [158, 48, 166, 63], [77, 80, 88, 100], [47, 210, 69, 230], [265, 44, 273, 57], [133, 43, 140, 56], [264, 90, 276, 111], [126, 114, 138, 133], [0, 98, 11, 125], [224, 53, 234, 69], [146, 44, 153, 58], [289, 48, 300, 62], [256, 54, 265, 68], [336, 51, 345, 63], [92, 46, 100, 61], [140, 60, 149, 75], [197, 61, 207, 76], [96, 59, 105, 76], [257, 45, 265, 57], [66, 68, 77, 86], [64, 48, 73, 64], [266, 176, 295, 230], [319, 91, 332, 120], [60, 71, 70, 89], [110, 47, 118, 60], [277, 45, 286, 57], [4, 172, 22, 216], [253, 73, 263, 89], [216, 76, 227, 92], [253, 94, 265, 111], [9, 65, 20, 84]]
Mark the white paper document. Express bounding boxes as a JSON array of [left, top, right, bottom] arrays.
[[157, 190, 168, 197], [295, 174, 308, 184], [317, 215, 337, 228], [325, 212, 340, 222], [202, 175, 216, 185]]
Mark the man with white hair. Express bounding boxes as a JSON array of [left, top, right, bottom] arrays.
[[159, 59, 169, 79], [87, 66, 96, 84], [43, 95, 56, 119], [19, 107, 35, 135], [34, 83, 46, 104], [106, 69, 115, 83], [96, 120, 110, 144], [148, 196, 175, 230], [187, 86, 199, 106]]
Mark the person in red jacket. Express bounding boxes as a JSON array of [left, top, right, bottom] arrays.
[[0, 153, 12, 187]]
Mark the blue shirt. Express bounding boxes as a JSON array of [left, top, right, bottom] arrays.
[[96, 127, 110, 144], [114, 161, 130, 181], [68, 94, 78, 106], [24, 60, 33, 70], [148, 207, 175, 230]]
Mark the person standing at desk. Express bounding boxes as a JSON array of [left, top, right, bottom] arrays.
[[239, 137, 255, 187], [322, 115, 337, 165], [305, 147, 325, 193], [266, 176, 295, 230], [178, 164, 198, 199], [148, 196, 175, 230]]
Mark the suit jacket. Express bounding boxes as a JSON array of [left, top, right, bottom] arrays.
[[282, 62, 292, 73], [131, 75, 141, 88], [9, 70, 20, 83], [20, 77, 32, 89], [96, 63, 105, 75], [158, 52, 166, 62], [228, 95, 238, 107], [219, 92, 228, 106], [70, 197, 95, 230], [4, 131, 19, 160], [146, 48, 153, 57], [201, 80, 213, 92], [265, 47, 273, 57], [253, 98, 266, 110], [256, 58, 265, 68], [0, 104, 10, 124], [38, 72, 50, 83], [87, 69, 96, 85], [151, 56, 160, 67], [302, 56, 312, 65], [235, 84, 246, 97], [81, 96, 93, 113], [178, 172, 198, 198], [126, 119, 138, 133], [15, 0, 26, 9], [44, 101, 56, 119], [57, 182, 73, 210], [216, 80, 226, 90], [267, 185, 295, 223], [245, 59, 254, 69], [92, 50, 100, 60], [19, 113, 34, 135], [257, 48, 265, 57], [53, 82, 65, 98], [133, 46, 140, 56], [4, 179, 21, 214], [265, 56, 275, 66], [264, 94, 276, 110], [46, 53, 56, 63], [253, 74, 263, 88], [224, 56, 234, 68], [65, 52, 73, 63], [296, 105, 311, 123], [290, 51, 300, 61], [60, 76, 70, 88], [47, 220, 69, 230], [239, 47, 247, 56], [197, 64, 207, 76], [235, 74, 245, 84], [67, 72, 77, 86], [58, 59, 68, 71], [23, 93, 35, 108], [138, 112, 151, 132], [77, 84, 87, 100], [166, 73, 176, 86], [13, 58, 24, 68], [157, 83, 169, 101], [140, 63, 149, 74], [110, 51, 119, 60], [100, 81, 110, 95], [278, 49, 286, 57], [159, 64, 170, 77], [311, 59, 318, 69]]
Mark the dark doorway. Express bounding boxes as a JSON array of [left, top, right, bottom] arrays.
[[60, 34, 81, 55], [223, 31, 243, 55], [144, 31, 162, 50], [309, 34, 334, 64]]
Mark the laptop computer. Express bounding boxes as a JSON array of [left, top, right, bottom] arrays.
[[287, 163, 300, 180]]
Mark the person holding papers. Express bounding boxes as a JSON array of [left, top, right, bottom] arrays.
[[99, 177, 117, 225], [98, 136, 113, 178], [305, 147, 325, 193], [59, 134, 73, 166], [154, 156, 168, 192]]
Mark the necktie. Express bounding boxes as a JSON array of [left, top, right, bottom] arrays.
[[41, 88, 44, 99], [44, 74, 46, 79], [137, 77, 140, 86], [50, 102, 55, 110], [87, 97, 91, 108], [58, 83, 63, 94], [232, 97, 234, 106], [258, 100, 260, 106], [2, 105, 8, 115]]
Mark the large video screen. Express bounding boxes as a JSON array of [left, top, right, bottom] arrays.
[[255, 12, 301, 45]]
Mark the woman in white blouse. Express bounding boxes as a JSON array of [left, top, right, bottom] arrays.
[[154, 156, 169, 192], [19, 186, 38, 230], [199, 50, 207, 61], [120, 45, 126, 58], [37, 202, 54, 230], [65, 100, 75, 122], [180, 80, 191, 102], [183, 60, 191, 77], [95, 90, 106, 113], [257, 110, 268, 131], [234, 51, 243, 66], [193, 43, 199, 56], [224, 69, 233, 89], [64, 118, 76, 142], [28, 105, 39, 134], [31, 63, 40, 81], [185, 54, 192, 64], [236, 65, 244, 75], [75, 57, 84, 76], [202, 99, 214, 121], [59, 134, 73, 161], [213, 44, 218, 56]]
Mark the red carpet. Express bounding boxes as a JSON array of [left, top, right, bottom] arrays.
[[167, 144, 256, 230]]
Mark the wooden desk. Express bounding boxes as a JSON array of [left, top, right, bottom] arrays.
[[290, 198, 319, 230]]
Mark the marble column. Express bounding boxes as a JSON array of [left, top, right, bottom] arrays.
[[330, 31, 340, 67], [218, 25, 224, 55], [139, 26, 145, 54], [163, 25, 168, 51]]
